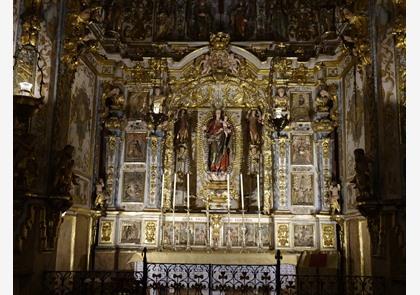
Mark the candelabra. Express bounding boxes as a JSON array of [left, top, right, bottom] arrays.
[[269, 108, 289, 138], [146, 111, 168, 133]]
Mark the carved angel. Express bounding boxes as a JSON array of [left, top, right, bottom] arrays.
[[94, 178, 107, 210], [329, 181, 341, 214], [199, 55, 212, 75], [228, 53, 241, 74], [315, 89, 334, 113]]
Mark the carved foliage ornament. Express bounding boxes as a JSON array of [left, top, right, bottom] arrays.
[[145, 221, 157, 244], [277, 224, 290, 247]]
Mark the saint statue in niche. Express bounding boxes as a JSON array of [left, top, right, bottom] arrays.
[[175, 109, 189, 146], [174, 109, 190, 173], [203, 109, 232, 173], [246, 109, 263, 146]]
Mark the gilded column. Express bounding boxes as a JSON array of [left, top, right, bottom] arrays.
[[263, 130, 273, 214], [277, 136, 289, 209], [162, 122, 175, 210], [104, 120, 125, 207], [314, 133, 332, 212], [102, 83, 126, 207], [146, 135, 160, 208]]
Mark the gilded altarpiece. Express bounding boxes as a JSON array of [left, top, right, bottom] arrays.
[[93, 33, 343, 257]]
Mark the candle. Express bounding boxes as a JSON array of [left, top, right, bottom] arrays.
[[161, 173, 165, 209], [153, 102, 161, 114], [187, 173, 190, 209], [240, 174, 244, 210], [257, 174, 260, 212], [227, 174, 230, 210], [173, 173, 177, 210]]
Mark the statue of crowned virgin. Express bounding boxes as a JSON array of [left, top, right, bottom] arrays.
[[203, 109, 232, 175]]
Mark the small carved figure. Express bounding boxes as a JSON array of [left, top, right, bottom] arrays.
[[199, 54, 212, 75], [150, 87, 166, 113], [329, 181, 341, 214], [52, 145, 79, 195], [351, 149, 372, 201], [246, 109, 263, 145], [175, 109, 189, 145], [94, 178, 107, 210], [273, 87, 289, 111], [315, 89, 333, 113], [228, 53, 241, 74], [102, 83, 124, 111]]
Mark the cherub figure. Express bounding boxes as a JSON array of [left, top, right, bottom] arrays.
[[315, 89, 334, 113], [199, 54, 211, 75], [94, 178, 107, 211], [228, 53, 241, 74], [329, 181, 341, 214]]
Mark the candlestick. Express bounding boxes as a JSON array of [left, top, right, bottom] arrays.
[[240, 174, 244, 210], [257, 174, 260, 212], [172, 173, 177, 251], [227, 174, 230, 210], [173, 173, 177, 210], [161, 174, 165, 209], [187, 173, 190, 209]]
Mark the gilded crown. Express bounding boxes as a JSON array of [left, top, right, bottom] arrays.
[[209, 32, 230, 50]]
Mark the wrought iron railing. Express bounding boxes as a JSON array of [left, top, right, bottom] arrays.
[[43, 249, 386, 295]]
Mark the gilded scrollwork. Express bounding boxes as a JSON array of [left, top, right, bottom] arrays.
[[145, 221, 157, 244], [278, 136, 288, 208], [163, 121, 174, 210], [321, 224, 335, 248], [277, 224, 290, 248], [263, 129, 273, 214], [148, 136, 159, 206]]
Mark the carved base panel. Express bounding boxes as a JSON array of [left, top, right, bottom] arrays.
[[97, 212, 337, 253]]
